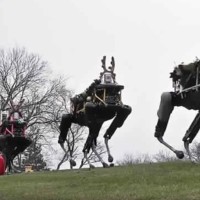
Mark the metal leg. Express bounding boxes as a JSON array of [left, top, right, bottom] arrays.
[[157, 136, 184, 159], [83, 151, 95, 169], [104, 138, 113, 163], [184, 141, 197, 163], [60, 143, 76, 167], [92, 143, 108, 168], [59, 114, 73, 144], [182, 112, 200, 162], [183, 112, 200, 143], [104, 106, 131, 140]]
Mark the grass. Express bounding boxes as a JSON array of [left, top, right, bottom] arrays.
[[0, 161, 200, 200]]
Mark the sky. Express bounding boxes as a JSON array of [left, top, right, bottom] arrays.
[[1, 0, 200, 168]]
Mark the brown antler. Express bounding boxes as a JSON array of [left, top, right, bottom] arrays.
[[101, 56, 107, 72], [110, 57, 115, 72]]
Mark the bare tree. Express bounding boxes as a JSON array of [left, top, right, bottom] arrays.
[[0, 47, 72, 126], [117, 153, 153, 166], [153, 150, 178, 162], [0, 47, 46, 109], [0, 47, 72, 167], [0, 47, 107, 169]]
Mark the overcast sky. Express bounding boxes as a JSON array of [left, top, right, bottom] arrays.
[[1, 0, 200, 167]]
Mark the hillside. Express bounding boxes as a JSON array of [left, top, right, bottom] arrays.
[[0, 161, 200, 200]]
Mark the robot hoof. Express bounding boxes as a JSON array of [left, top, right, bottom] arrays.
[[102, 162, 109, 168], [70, 159, 76, 167], [108, 155, 113, 163], [174, 150, 184, 159]]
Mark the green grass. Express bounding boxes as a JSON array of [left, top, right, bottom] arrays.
[[0, 161, 200, 200]]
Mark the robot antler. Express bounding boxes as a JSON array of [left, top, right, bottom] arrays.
[[101, 56, 115, 73], [100, 56, 116, 83], [109, 57, 115, 73], [101, 56, 107, 72]]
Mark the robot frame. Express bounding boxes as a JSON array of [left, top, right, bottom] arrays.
[[59, 56, 132, 168], [0, 99, 31, 174], [157, 59, 200, 162]]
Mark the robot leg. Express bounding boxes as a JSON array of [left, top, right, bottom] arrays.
[[103, 105, 131, 139], [155, 92, 174, 138], [58, 114, 73, 144], [182, 112, 200, 161], [83, 123, 102, 153], [82, 124, 102, 168], [83, 134, 94, 153], [183, 112, 200, 143]]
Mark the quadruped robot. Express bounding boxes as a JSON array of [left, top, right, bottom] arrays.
[[157, 59, 200, 162], [59, 56, 132, 168], [0, 99, 31, 175]]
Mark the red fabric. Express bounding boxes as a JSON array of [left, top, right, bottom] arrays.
[[0, 154, 5, 175]]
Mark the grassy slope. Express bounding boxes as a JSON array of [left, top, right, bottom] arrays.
[[0, 161, 200, 200]]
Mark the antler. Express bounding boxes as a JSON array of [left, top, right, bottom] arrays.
[[101, 56, 115, 73], [109, 56, 115, 72], [100, 56, 116, 82], [101, 56, 107, 72]]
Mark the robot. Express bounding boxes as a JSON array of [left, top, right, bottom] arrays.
[[155, 58, 200, 162], [0, 99, 32, 174], [58, 56, 132, 168]]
